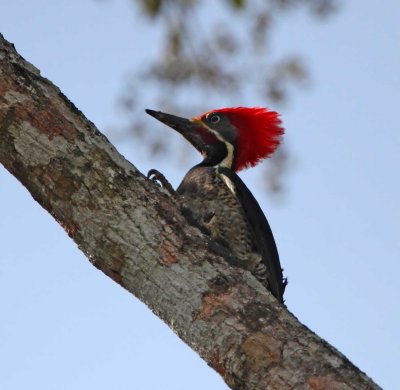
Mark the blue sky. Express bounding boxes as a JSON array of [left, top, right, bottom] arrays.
[[1, 1, 399, 389]]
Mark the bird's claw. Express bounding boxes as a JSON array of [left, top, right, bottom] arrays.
[[147, 169, 175, 195]]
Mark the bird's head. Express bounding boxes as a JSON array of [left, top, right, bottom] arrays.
[[145, 106, 284, 172]]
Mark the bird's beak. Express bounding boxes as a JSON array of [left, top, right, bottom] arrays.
[[145, 109, 207, 154]]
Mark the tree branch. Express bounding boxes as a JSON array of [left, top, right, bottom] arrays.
[[0, 34, 379, 390]]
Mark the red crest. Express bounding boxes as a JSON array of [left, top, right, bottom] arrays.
[[201, 107, 284, 171]]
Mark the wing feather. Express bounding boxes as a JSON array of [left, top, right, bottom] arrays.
[[218, 167, 286, 302]]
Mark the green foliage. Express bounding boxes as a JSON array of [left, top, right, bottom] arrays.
[[142, 0, 163, 17], [132, 0, 336, 110], [229, 0, 246, 9]]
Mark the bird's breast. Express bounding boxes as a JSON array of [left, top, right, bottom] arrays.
[[177, 166, 259, 270]]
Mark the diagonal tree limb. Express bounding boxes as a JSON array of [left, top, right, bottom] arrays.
[[0, 34, 380, 390]]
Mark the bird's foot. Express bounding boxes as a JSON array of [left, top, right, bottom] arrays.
[[147, 169, 175, 195]]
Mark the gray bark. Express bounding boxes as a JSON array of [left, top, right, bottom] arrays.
[[0, 33, 380, 390]]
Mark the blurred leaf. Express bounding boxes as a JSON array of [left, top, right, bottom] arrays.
[[140, 0, 163, 17], [229, 0, 246, 9]]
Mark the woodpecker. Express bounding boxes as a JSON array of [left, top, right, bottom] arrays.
[[146, 107, 286, 303]]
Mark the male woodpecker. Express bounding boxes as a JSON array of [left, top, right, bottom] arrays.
[[146, 107, 286, 303]]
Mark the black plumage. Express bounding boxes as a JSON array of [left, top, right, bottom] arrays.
[[177, 165, 285, 303], [146, 108, 286, 303]]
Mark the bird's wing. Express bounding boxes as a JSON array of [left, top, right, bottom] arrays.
[[218, 167, 286, 303]]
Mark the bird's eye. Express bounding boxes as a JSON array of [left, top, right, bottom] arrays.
[[210, 114, 221, 124]]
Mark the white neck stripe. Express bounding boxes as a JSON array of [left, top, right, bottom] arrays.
[[206, 128, 234, 169]]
